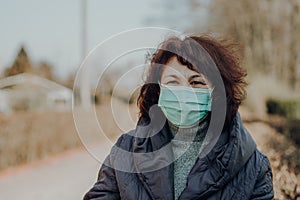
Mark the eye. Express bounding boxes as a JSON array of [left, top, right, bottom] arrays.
[[166, 80, 180, 85], [190, 80, 206, 86]]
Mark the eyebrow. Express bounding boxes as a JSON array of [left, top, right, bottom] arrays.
[[164, 74, 179, 79]]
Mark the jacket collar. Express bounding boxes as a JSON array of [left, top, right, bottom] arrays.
[[133, 112, 256, 199], [133, 112, 174, 199], [179, 113, 257, 199]]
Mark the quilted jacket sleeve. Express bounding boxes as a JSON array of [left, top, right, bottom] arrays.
[[83, 155, 121, 200], [250, 153, 274, 200], [83, 134, 128, 200]]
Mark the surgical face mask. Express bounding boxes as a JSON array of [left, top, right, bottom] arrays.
[[158, 84, 212, 127]]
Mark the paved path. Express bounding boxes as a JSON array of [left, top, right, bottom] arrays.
[[0, 141, 113, 200]]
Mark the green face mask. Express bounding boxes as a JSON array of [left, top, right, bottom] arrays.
[[158, 84, 212, 127]]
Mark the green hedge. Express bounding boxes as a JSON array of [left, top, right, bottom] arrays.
[[267, 98, 300, 146], [266, 98, 300, 120]]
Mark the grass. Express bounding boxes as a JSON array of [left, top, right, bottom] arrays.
[[0, 110, 80, 170], [0, 97, 138, 171]]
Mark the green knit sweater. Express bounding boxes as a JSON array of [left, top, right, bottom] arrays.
[[169, 120, 209, 200]]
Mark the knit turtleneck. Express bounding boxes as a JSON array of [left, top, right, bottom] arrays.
[[169, 118, 209, 200]]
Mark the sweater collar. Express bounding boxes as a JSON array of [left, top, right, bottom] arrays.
[[168, 114, 210, 142]]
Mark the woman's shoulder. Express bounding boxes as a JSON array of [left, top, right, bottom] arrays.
[[113, 129, 136, 152], [246, 149, 272, 179], [254, 149, 272, 173]]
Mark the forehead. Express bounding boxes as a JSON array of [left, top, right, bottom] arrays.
[[162, 57, 201, 78]]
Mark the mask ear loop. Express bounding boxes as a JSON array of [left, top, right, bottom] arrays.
[[210, 87, 214, 95], [208, 87, 214, 111], [158, 81, 169, 89], [158, 81, 164, 90]]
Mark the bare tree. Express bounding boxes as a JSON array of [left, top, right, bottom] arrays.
[[35, 61, 54, 80], [208, 0, 300, 90], [287, 0, 300, 90], [4, 46, 33, 77]]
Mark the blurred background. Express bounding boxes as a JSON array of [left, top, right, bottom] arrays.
[[0, 0, 299, 199]]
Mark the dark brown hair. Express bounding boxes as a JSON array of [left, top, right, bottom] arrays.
[[137, 35, 247, 129]]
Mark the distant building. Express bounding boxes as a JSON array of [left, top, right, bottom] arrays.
[[0, 90, 11, 113], [0, 73, 72, 113]]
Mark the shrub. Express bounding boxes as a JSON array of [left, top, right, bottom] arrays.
[[266, 98, 300, 120]]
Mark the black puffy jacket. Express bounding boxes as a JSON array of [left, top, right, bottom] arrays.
[[83, 113, 274, 200]]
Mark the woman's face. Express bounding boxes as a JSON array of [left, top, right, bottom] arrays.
[[160, 57, 210, 89]]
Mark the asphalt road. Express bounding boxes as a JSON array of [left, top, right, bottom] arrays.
[[0, 142, 112, 200]]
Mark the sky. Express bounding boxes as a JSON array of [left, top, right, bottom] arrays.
[[0, 0, 208, 79]]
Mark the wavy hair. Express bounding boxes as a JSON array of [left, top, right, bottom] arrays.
[[137, 35, 247, 129]]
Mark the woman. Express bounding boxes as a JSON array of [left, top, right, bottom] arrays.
[[83, 35, 274, 200]]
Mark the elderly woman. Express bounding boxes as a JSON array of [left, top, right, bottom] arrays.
[[83, 35, 274, 200]]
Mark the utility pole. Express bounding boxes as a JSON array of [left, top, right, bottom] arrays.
[[80, 0, 90, 109], [82, 0, 87, 59]]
